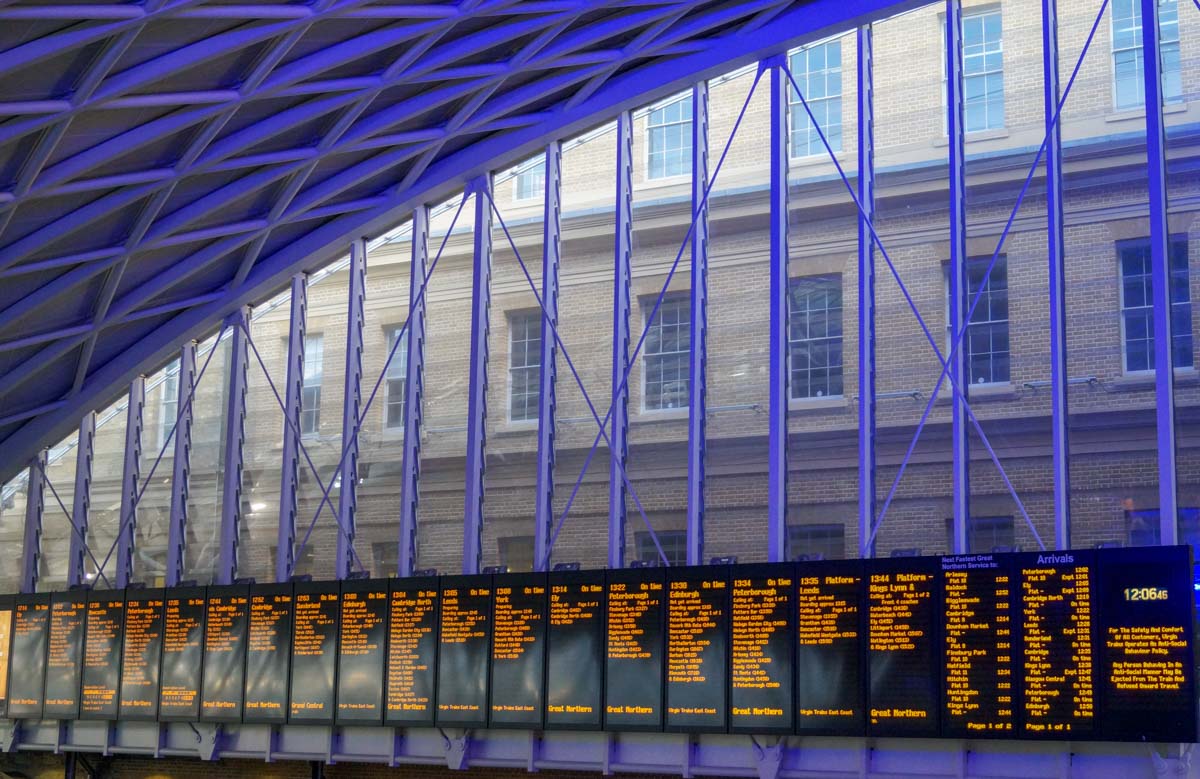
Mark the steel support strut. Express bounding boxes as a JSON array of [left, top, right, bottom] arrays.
[[68, 413, 95, 587], [1141, 0, 1178, 542], [610, 111, 634, 570], [399, 207, 429, 577], [534, 144, 562, 572], [686, 82, 710, 567], [277, 274, 307, 582], [463, 178, 493, 575], [767, 57, 790, 563], [857, 25, 877, 559], [219, 307, 250, 585], [116, 376, 145, 587], [21, 452, 46, 593], [336, 239, 366, 579], [166, 342, 197, 586]]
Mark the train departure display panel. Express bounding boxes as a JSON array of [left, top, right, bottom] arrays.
[[336, 578, 388, 724], [665, 566, 728, 732], [605, 567, 665, 732], [243, 584, 292, 724], [545, 569, 604, 731], [159, 586, 206, 721], [7, 593, 50, 720], [384, 577, 438, 727], [867, 557, 939, 737], [490, 572, 546, 729], [118, 589, 164, 721], [80, 590, 124, 719], [0, 595, 11, 716], [729, 564, 793, 734], [201, 584, 249, 722], [289, 580, 340, 725], [796, 560, 865, 735], [43, 591, 86, 719], [436, 574, 491, 728]]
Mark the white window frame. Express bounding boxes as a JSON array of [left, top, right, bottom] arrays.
[[157, 361, 181, 450], [1117, 237, 1193, 374], [640, 295, 690, 412], [1110, 0, 1181, 112], [943, 258, 1010, 388], [788, 39, 843, 160], [383, 326, 408, 432], [511, 157, 545, 203], [301, 333, 323, 437], [940, 8, 1005, 134], [507, 310, 542, 423], [644, 92, 692, 181], [788, 275, 844, 400]]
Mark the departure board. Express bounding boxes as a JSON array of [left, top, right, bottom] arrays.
[[118, 590, 164, 720], [336, 578, 388, 724], [665, 567, 728, 732], [384, 577, 439, 727], [0, 594, 11, 716], [43, 591, 87, 719], [1018, 551, 1095, 738], [436, 574, 491, 728], [243, 583, 292, 724], [867, 557, 938, 736], [290, 580, 340, 724], [605, 567, 664, 731], [1097, 546, 1196, 742], [201, 584, 249, 722], [798, 560, 866, 735], [729, 564, 794, 735], [545, 569, 605, 730], [159, 586, 206, 721], [490, 572, 547, 729], [7, 593, 50, 719], [941, 554, 1015, 738], [80, 590, 124, 720]]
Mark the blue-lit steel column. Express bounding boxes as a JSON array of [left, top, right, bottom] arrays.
[[609, 111, 634, 570], [116, 376, 145, 587], [1141, 0, 1178, 543], [534, 143, 562, 573], [463, 177, 493, 576], [767, 57, 791, 563], [857, 26, 877, 559], [68, 413, 95, 587], [166, 342, 196, 586], [399, 207, 429, 577], [21, 452, 47, 593], [686, 82, 710, 567], [1043, 0, 1071, 550], [946, 0, 970, 554], [218, 307, 250, 585], [276, 275, 307, 582], [336, 239, 366, 579]]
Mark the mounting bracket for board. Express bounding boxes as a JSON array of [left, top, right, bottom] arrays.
[[750, 736, 783, 779], [191, 722, 221, 761], [526, 730, 540, 772], [441, 728, 469, 770], [681, 733, 697, 778], [1149, 743, 1192, 777], [0, 720, 16, 753]]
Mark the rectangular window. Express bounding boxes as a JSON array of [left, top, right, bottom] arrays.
[[372, 541, 398, 578], [944, 516, 1015, 553], [789, 276, 843, 399], [789, 40, 842, 157], [643, 297, 690, 410], [384, 327, 408, 431], [158, 360, 180, 448], [942, 10, 1005, 133], [1125, 508, 1200, 549], [635, 530, 687, 567], [1112, 0, 1181, 111], [513, 158, 545, 202], [787, 523, 845, 560], [499, 536, 535, 572], [961, 258, 1010, 385], [646, 94, 692, 180], [508, 311, 541, 422], [1119, 237, 1192, 372], [301, 334, 323, 436]]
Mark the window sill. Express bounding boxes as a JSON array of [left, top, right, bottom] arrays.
[[496, 420, 538, 437], [1105, 101, 1189, 123], [931, 127, 1010, 148], [635, 174, 690, 189], [936, 382, 1019, 403], [789, 396, 848, 412], [633, 408, 690, 424], [1111, 367, 1198, 391], [789, 151, 849, 169]]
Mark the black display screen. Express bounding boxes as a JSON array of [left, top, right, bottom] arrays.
[[118, 589, 164, 721], [604, 567, 664, 732], [80, 590, 124, 720], [7, 593, 50, 720], [866, 557, 939, 737], [243, 583, 292, 724], [796, 559, 866, 736], [436, 574, 491, 728], [729, 563, 794, 735], [665, 566, 728, 732], [43, 591, 87, 719], [336, 578, 389, 724], [490, 572, 547, 729], [201, 584, 249, 722], [0, 594, 12, 717], [158, 586, 206, 721], [545, 569, 605, 730], [1097, 545, 1196, 742], [385, 577, 439, 727], [289, 580, 340, 724]]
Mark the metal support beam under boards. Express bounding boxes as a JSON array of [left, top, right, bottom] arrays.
[[610, 110, 634, 571], [767, 56, 790, 563], [946, 0, 970, 554], [686, 81, 710, 567], [1042, 0, 1070, 550], [534, 143, 562, 573], [336, 238, 367, 580], [277, 275, 307, 583], [857, 25, 877, 560], [21, 452, 46, 593], [68, 413, 95, 587], [399, 207, 429, 578], [116, 376, 145, 587], [219, 307, 250, 585], [463, 177, 493, 576], [166, 341, 196, 587], [1141, 0, 1178, 544]]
